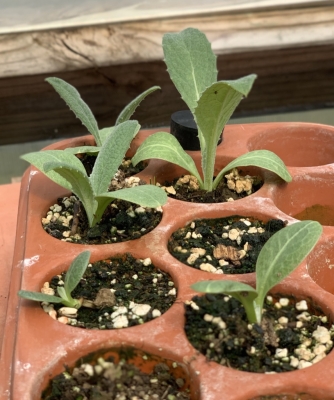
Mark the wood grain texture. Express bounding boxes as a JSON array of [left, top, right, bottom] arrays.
[[1, 42, 334, 146], [1, 3, 334, 78]]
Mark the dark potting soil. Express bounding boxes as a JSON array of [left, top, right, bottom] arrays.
[[43, 195, 162, 245], [163, 170, 263, 203], [185, 293, 334, 373], [168, 216, 286, 274], [48, 254, 176, 329], [251, 395, 315, 400], [42, 356, 191, 400]]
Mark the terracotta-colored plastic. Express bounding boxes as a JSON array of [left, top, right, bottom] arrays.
[[2, 123, 334, 400]]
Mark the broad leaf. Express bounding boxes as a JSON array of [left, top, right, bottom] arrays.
[[163, 28, 217, 113], [96, 185, 168, 208], [213, 150, 292, 189], [132, 132, 203, 185], [116, 86, 161, 125], [46, 78, 101, 145], [64, 251, 91, 294], [90, 120, 140, 195], [18, 290, 63, 304], [255, 221, 322, 311], [194, 75, 257, 190], [21, 150, 87, 192], [43, 161, 96, 227]]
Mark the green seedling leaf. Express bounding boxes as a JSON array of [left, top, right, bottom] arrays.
[[132, 132, 203, 185], [57, 286, 81, 308], [90, 120, 141, 195], [96, 184, 168, 208], [194, 75, 257, 190], [213, 150, 292, 189], [64, 250, 91, 294], [99, 127, 114, 145], [46, 78, 101, 146], [163, 28, 217, 113], [21, 150, 87, 192], [116, 86, 161, 125], [65, 146, 101, 155], [192, 280, 259, 323], [43, 160, 96, 227], [18, 290, 63, 304], [254, 220, 322, 314]]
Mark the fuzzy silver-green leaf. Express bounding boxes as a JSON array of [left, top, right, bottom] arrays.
[[64, 251, 91, 294], [46, 77, 101, 145], [163, 28, 217, 113], [213, 150, 292, 189]]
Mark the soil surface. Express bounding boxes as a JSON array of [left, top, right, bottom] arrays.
[[185, 293, 334, 373], [168, 216, 286, 274], [162, 169, 263, 203], [47, 254, 176, 329], [42, 355, 191, 399]]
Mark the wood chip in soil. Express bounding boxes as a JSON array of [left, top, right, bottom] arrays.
[[168, 216, 286, 274]]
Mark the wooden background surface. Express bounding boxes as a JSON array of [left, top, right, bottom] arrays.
[[1, 0, 334, 145]]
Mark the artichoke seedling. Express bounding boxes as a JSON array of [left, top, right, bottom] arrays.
[[132, 28, 292, 192], [21, 77, 167, 228], [192, 220, 322, 324], [18, 251, 91, 309]]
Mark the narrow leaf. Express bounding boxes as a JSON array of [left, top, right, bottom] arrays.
[[96, 185, 168, 208], [90, 121, 140, 195], [163, 28, 217, 113], [213, 150, 292, 189], [21, 150, 87, 192], [132, 132, 203, 185], [18, 290, 63, 304], [192, 280, 256, 294], [255, 221, 322, 310], [194, 75, 257, 190], [46, 78, 101, 145], [116, 86, 161, 125], [65, 146, 101, 155], [64, 251, 91, 294]]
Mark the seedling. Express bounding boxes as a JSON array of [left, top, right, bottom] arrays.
[[46, 77, 160, 155], [18, 251, 91, 309], [132, 28, 292, 192], [21, 119, 167, 228], [192, 220, 322, 324]]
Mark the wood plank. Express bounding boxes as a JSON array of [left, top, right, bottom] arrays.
[[1, 3, 334, 78], [1, 42, 334, 146], [0, 0, 324, 34]]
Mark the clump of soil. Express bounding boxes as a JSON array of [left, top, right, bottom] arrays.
[[185, 293, 334, 373], [168, 216, 286, 274], [44, 254, 176, 329], [161, 168, 263, 203], [42, 355, 191, 399]]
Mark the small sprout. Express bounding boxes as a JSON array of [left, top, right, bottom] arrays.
[[192, 221, 322, 324], [18, 251, 91, 309], [132, 28, 292, 192]]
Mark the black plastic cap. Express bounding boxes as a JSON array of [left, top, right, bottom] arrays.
[[170, 110, 223, 151]]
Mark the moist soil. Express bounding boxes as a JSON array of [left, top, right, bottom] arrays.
[[43, 195, 162, 245], [185, 293, 334, 373], [168, 216, 286, 274], [48, 254, 176, 329], [42, 354, 191, 400], [42, 157, 160, 245]]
